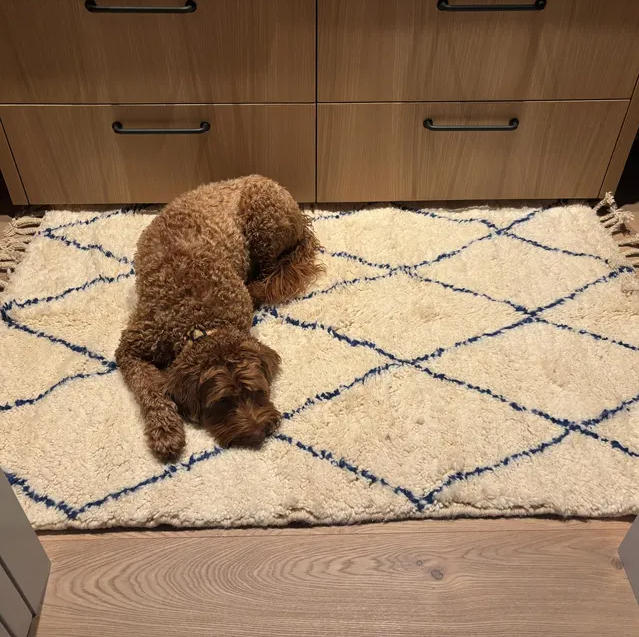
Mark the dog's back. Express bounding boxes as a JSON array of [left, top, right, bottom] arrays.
[[134, 178, 255, 333]]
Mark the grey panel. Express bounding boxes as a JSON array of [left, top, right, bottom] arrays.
[[0, 562, 32, 637], [619, 516, 639, 605], [0, 621, 11, 637], [0, 472, 50, 614]]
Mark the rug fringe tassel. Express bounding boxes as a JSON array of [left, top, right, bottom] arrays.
[[594, 192, 639, 293], [0, 215, 42, 292]]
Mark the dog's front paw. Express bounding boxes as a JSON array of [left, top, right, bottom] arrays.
[[145, 406, 186, 461]]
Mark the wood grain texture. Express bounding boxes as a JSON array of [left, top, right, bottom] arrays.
[[0, 0, 315, 104], [0, 104, 316, 204], [601, 76, 639, 197], [318, 0, 639, 102], [37, 523, 639, 637], [318, 100, 628, 202], [0, 120, 27, 205]]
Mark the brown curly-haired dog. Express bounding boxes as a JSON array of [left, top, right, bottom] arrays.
[[115, 176, 322, 460]]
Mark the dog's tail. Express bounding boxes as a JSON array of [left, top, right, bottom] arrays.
[[257, 221, 324, 304]]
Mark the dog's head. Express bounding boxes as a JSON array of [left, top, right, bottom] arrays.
[[165, 333, 281, 447]]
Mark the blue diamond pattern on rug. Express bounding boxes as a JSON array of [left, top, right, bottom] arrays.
[[1, 203, 639, 529]]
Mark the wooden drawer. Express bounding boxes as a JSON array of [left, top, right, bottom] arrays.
[[0, 0, 315, 104], [318, 101, 628, 202], [0, 104, 315, 203], [318, 0, 639, 102]]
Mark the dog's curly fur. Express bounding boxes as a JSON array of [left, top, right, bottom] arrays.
[[115, 176, 322, 460]]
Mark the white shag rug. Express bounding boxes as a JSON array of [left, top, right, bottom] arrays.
[[2, 202, 639, 530]]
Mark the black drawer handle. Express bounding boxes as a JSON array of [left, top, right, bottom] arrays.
[[112, 121, 210, 135], [437, 0, 546, 11], [424, 118, 519, 132], [85, 0, 196, 14]]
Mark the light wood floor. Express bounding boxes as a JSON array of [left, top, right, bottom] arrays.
[[3, 181, 639, 634], [36, 519, 639, 637]]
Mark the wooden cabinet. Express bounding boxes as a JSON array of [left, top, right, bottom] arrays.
[[0, 0, 639, 204], [0, 105, 316, 203], [318, 101, 628, 202], [0, 0, 316, 104], [318, 0, 639, 102]]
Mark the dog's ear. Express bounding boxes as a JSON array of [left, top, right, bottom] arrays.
[[165, 363, 201, 423], [236, 340, 281, 389], [200, 366, 236, 403]]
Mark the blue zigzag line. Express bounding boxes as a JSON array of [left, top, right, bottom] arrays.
[[0, 268, 133, 411], [1, 307, 115, 368], [319, 247, 393, 271], [282, 267, 634, 375], [272, 306, 567, 428], [279, 208, 541, 314], [3, 363, 415, 518], [391, 202, 500, 230], [281, 363, 401, 422], [43, 206, 136, 234], [411, 209, 541, 270], [42, 228, 132, 265], [420, 392, 639, 508], [502, 230, 611, 265], [408, 268, 639, 356], [407, 273, 639, 359], [323, 207, 610, 280], [419, 430, 573, 507], [2, 267, 136, 312], [580, 391, 639, 428], [536, 318, 639, 354], [320, 208, 541, 276], [2, 446, 225, 520], [406, 270, 528, 313], [576, 426, 639, 458], [415, 317, 535, 363], [0, 368, 115, 412], [4, 472, 78, 519], [270, 298, 639, 509], [272, 433, 425, 509], [70, 446, 225, 518], [265, 307, 407, 364], [293, 271, 394, 305], [314, 201, 502, 232], [529, 267, 634, 316]]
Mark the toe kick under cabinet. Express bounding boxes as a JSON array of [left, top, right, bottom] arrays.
[[1, 0, 639, 205]]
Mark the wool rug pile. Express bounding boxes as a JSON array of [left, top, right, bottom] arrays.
[[1, 202, 639, 529]]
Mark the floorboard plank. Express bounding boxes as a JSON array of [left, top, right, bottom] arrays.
[[38, 525, 638, 636]]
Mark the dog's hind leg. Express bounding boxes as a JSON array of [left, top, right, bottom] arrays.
[[240, 177, 323, 305], [248, 223, 324, 306], [115, 327, 186, 460], [248, 226, 324, 306]]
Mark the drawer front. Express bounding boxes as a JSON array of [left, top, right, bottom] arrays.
[[319, 0, 639, 102], [0, 0, 315, 103], [1, 105, 315, 203], [318, 101, 628, 202]]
